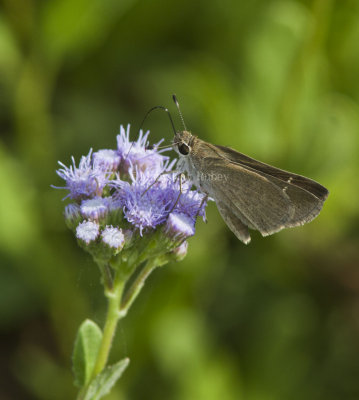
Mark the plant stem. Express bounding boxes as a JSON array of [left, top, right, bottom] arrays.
[[120, 258, 158, 316], [77, 257, 160, 399], [91, 257, 159, 377], [91, 272, 126, 378], [97, 261, 113, 290]]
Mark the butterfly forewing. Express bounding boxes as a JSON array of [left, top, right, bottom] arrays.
[[190, 154, 295, 237], [214, 144, 329, 201], [184, 137, 329, 243]]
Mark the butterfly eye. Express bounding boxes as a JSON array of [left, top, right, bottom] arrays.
[[178, 143, 190, 155]]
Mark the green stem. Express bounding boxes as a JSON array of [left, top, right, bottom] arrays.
[[120, 258, 158, 316], [91, 273, 126, 378], [97, 261, 113, 290], [76, 266, 128, 400], [77, 257, 160, 399]]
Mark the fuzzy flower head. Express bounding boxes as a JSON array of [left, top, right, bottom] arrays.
[[101, 226, 125, 250], [113, 168, 173, 235], [54, 123, 209, 268], [54, 150, 108, 201], [174, 189, 207, 221], [164, 213, 195, 241], [76, 220, 99, 244], [112, 161, 206, 236], [93, 149, 121, 172], [154, 173, 208, 220], [117, 125, 168, 174], [80, 197, 109, 221]]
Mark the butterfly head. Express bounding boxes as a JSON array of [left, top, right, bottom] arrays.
[[173, 130, 194, 156]]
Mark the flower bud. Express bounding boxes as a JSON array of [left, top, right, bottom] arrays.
[[172, 241, 188, 261], [64, 203, 82, 230], [76, 220, 100, 244], [93, 149, 121, 171], [53, 149, 108, 201], [164, 213, 195, 243], [101, 226, 125, 251], [80, 197, 109, 222]]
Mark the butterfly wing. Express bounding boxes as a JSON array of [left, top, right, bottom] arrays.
[[191, 155, 295, 240], [213, 144, 328, 227], [216, 201, 251, 244], [214, 144, 329, 201], [189, 141, 328, 242]]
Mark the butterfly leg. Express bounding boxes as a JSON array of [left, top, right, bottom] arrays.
[[169, 173, 186, 212], [195, 193, 209, 222], [141, 170, 180, 197]]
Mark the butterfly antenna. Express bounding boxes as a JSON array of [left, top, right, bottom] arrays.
[[139, 106, 177, 135], [124, 105, 177, 160], [147, 142, 179, 151], [172, 94, 187, 131]]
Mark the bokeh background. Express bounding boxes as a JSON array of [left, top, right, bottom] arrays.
[[1, 0, 359, 399]]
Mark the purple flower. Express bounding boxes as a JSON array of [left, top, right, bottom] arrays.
[[55, 123, 209, 266], [111, 155, 208, 235], [80, 197, 109, 221], [101, 226, 125, 250], [164, 213, 195, 241], [103, 196, 121, 213], [112, 169, 173, 235], [116, 188, 169, 234], [54, 150, 108, 201], [174, 189, 207, 221], [93, 149, 121, 171], [116, 125, 168, 174], [154, 172, 207, 220], [76, 220, 99, 244]]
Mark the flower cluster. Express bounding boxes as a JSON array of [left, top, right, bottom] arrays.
[[53, 125, 208, 267]]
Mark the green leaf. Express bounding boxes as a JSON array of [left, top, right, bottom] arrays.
[[72, 319, 103, 388], [84, 358, 130, 400]]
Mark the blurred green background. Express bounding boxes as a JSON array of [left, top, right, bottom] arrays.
[[1, 0, 359, 399]]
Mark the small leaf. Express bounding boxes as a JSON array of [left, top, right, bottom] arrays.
[[84, 358, 130, 400], [72, 319, 103, 388]]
